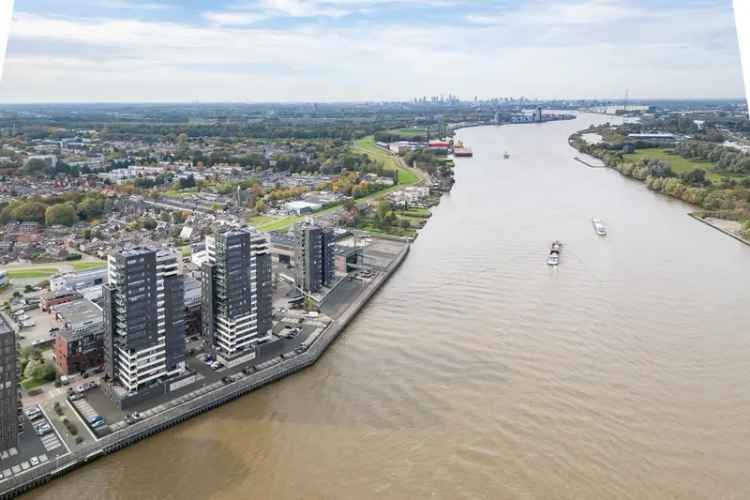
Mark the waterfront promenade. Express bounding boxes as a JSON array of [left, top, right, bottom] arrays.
[[0, 242, 410, 499]]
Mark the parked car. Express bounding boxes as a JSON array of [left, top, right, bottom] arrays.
[[125, 412, 143, 425], [88, 415, 105, 428], [23, 407, 42, 420], [73, 382, 97, 394], [34, 423, 52, 436]]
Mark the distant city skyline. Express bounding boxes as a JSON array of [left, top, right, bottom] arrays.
[[0, 0, 747, 103]]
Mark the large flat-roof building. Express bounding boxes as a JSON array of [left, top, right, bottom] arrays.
[[0, 314, 20, 452], [201, 227, 272, 367], [294, 223, 335, 293], [103, 247, 186, 403], [51, 298, 104, 375], [50, 268, 107, 302]]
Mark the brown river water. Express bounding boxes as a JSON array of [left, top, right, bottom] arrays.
[[26, 114, 750, 500]]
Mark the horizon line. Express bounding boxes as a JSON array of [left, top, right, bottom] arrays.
[[0, 98, 746, 106]]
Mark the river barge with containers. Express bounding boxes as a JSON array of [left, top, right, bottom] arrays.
[[547, 240, 562, 266]]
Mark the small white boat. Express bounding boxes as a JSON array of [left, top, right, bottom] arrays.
[[592, 218, 608, 236]]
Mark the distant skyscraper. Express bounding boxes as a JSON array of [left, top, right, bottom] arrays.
[[103, 246, 185, 400], [535, 107, 543, 122], [0, 314, 19, 451], [202, 227, 272, 367], [294, 223, 335, 293]]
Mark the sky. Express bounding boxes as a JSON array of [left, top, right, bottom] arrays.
[[0, 0, 746, 103]]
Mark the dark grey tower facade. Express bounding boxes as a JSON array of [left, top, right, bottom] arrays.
[[104, 247, 185, 395], [0, 315, 19, 451], [202, 227, 272, 367], [295, 224, 335, 293]]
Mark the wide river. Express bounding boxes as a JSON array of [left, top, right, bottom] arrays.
[[27, 114, 750, 499]]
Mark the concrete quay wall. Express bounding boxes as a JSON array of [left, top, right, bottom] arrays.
[[0, 244, 410, 499]]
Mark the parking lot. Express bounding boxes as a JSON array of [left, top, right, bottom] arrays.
[[14, 308, 55, 352], [0, 406, 69, 486], [320, 276, 368, 319]]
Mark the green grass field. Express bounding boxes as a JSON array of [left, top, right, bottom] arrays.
[[360, 224, 417, 238], [623, 148, 722, 182], [248, 215, 277, 226], [6, 268, 59, 280], [400, 208, 431, 218], [258, 215, 306, 232], [353, 136, 420, 185], [21, 378, 47, 391], [385, 127, 427, 138], [70, 261, 106, 271]]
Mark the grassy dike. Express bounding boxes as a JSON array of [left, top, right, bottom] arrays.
[[256, 136, 424, 233]]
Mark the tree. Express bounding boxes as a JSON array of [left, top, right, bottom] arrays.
[[376, 199, 390, 220], [32, 360, 57, 383], [173, 210, 189, 224], [177, 133, 189, 151], [77, 196, 106, 220], [178, 174, 196, 189], [304, 295, 318, 312], [45, 203, 78, 226], [13, 201, 47, 223], [22, 158, 50, 176], [141, 217, 158, 230], [682, 168, 709, 187]]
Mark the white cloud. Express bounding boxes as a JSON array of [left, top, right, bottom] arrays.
[[0, 0, 744, 102], [227, 0, 462, 19], [466, 0, 652, 26], [0, 0, 13, 81], [203, 11, 266, 25], [98, 1, 172, 10]]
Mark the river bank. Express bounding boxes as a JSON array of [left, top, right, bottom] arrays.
[[688, 213, 750, 247], [0, 240, 410, 500], [569, 128, 750, 243]]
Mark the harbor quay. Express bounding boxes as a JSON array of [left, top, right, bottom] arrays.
[[0, 239, 410, 500]]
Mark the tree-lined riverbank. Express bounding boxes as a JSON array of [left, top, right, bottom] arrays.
[[570, 127, 750, 241]]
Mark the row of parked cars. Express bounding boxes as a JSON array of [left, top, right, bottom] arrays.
[[23, 406, 52, 437]]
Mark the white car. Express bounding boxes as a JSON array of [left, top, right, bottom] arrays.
[[23, 407, 41, 420]]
